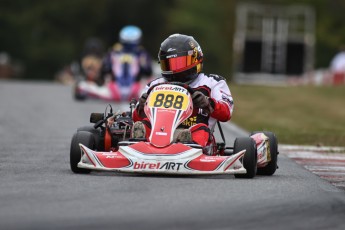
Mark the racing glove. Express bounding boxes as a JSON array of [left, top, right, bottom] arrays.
[[192, 91, 214, 114], [137, 93, 148, 118]]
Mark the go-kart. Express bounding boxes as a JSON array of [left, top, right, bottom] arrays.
[[70, 82, 278, 178], [74, 80, 141, 102], [74, 52, 145, 102]]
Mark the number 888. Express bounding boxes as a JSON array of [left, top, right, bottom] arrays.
[[153, 93, 184, 109]]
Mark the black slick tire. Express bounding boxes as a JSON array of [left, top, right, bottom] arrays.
[[70, 131, 94, 174], [74, 83, 86, 101], [234, 137, 257, 179]]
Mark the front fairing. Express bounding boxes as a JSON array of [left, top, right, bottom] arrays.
[[144, 84, 193, 147]]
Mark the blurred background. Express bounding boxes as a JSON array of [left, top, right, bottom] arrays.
[[1, 0, 345, 83]]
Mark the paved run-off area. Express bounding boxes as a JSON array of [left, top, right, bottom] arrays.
[[1, 81, 345, 230], [282, 145, 345, 191]]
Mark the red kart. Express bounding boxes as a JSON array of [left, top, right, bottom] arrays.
[[70, 83, 278, 178], [74, 80, 141, 102]]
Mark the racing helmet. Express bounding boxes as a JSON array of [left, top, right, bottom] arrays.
[[119, 25, 142, 45], [158, 34, 203, 83]]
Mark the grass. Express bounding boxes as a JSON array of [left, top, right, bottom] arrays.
[[229, 84, 345, 147]]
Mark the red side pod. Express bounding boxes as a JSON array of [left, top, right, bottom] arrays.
[[95, 151, 132, 168], [187, 155, 228, 171]]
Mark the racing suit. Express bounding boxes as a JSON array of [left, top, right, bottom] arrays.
[[101, 43, 152, 82], [101, 43, 152, 100], [132, 73, 234, 147]]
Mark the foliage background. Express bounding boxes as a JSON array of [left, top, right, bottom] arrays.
[[1, 0, 345, 80]]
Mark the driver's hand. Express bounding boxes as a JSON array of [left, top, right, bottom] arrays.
[[192, 91, 214, 114], [192, 91, 208, 108], [107, 116, 115, 127], [137, 93, 148, 117]]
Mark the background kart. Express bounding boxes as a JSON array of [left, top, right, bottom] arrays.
[[70, 83, 278, 178], [74, 50, 148, 102], [74, 80, 140, 102]]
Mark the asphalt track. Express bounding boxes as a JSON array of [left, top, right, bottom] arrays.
[[0, 81, 345, 230]]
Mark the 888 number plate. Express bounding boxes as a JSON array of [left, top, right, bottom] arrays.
[[148, 91, 189, 110]]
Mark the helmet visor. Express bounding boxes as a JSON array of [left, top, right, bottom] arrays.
[[160, 55, 195, 73]]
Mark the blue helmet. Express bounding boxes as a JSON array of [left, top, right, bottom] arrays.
[[119, 25, 142, 45]]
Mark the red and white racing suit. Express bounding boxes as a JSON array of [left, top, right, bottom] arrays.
[[132, 73, 234, 147]]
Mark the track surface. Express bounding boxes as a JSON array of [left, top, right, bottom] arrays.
[[1, 81, 345, 230], [283, 146, 345, 190]]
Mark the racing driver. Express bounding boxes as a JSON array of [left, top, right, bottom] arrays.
[[132, 33, 234, 149]]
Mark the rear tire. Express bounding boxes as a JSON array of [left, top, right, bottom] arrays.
[[77, 126, 102, 151], [234, 137, 257, 179], [74, 93, 86, 101], [251, 131, 278, 176], [70, 131, 95, 174], [77, 125, 98, 133]]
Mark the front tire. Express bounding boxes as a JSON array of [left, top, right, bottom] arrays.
[[74, 83, 87, 101], [70, 131, 95, 174], [234, 137, 257, 179]]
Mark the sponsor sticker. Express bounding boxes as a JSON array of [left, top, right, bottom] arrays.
[[155, 132, 167, 136], [133, 161, 183, 171], [181, 116, 197, 127], [166, 54, 177, 58]]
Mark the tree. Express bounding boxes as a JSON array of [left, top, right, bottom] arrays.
[[165, 0, 236, 80]]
